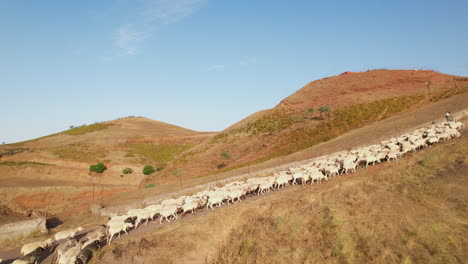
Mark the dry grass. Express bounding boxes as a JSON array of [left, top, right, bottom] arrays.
[[0, 161, 53, 166], [126, 143, 195, 166], [51, 145, 108, 162], [216, 94, 426, 173], [63, 123, 114, 136], [92, 134, 467, 264]]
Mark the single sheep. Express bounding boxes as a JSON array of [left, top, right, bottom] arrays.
[[21, 238, 54, 256], [54, 226, 84, 241]]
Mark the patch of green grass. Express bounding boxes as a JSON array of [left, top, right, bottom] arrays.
[[124, 152, 135, 158], [144, 183, 156, 188], [52, 146, 107, 162], [127, 143, 195, 166], [0, 161, 53, 166], [63, 123, 113, 135]]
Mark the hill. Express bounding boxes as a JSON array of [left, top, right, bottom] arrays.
[[0, 70, 466, 217], [0, 117, 214, 215], [158, 70, 467, 181]]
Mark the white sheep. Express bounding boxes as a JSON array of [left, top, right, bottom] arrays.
[[107, 222, 134, 244], [54, 226, 84, 241], [21, 238, 54, 256], [53, 238, 78, 263], [159, 204, 179, 223], [309, 169, 326, 184], [134, 209, 158, 228], [325, 164, 340, 178], [181, 199, 201, 216], [275, 173, 291, 188], [207, 194, 225, 210], [364, 154, 379, 167], [292, 171, 306, 185], [11, 253, 38, 264]]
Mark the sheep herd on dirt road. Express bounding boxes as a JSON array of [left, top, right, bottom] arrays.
[[9, 120, 463, 264]]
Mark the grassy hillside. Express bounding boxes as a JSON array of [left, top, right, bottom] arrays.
[[165, 72, 467, 180], [95, 132, 467, 264]]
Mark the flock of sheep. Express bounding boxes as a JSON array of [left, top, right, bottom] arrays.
[[6, 120, 464, 264]]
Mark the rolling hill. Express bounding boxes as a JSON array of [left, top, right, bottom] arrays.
[[158, 70, 468, 181], [0, 69, 467, 217]]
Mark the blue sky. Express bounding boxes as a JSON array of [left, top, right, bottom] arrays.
[[1, 0, 467, 143]]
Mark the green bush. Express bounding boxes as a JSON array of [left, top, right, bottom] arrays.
[[122, 168, 133, 174], [221, 150, 231, 159], [144, 183, 156, 188], [90, 162, 107, 173], [143, 165, 155, 175], [156, 167, 164, 172]]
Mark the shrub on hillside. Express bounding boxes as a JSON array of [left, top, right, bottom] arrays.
[[221, 150, 231, 159], [318, 106, 332, 119], [90, 162, 107, 173], [143, 165, 155, 175], [122, 168, 133, 174]]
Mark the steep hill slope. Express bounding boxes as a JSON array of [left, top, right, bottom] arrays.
[[160, 70, 467, 181], [93, 131, 468, 264]]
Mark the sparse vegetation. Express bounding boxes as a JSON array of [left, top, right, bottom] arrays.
[[429, 86, 468, 102], [0, 161, 53, 166], [318, 105, 332, 119], [221, 150, 231, 159], [63, 123, 113, 135], [52, 146, 107, 162], [90, 162, 107, 173], [143, 183, 156, 188], [126, 143, 195, 165], [143, 165, 155, 175], [122, 168, 133, 174], [216, 94, 426, 173]]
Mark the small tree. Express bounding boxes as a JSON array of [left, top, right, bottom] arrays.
[[122, 168, 133, 174], [90, 162, 107, 173], [143, 165, 155, 175], [307, 108, 315, 115]]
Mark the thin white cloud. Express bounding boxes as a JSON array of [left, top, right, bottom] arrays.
[[114, 24, 149, 55], [112, 0, 207, 56]]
